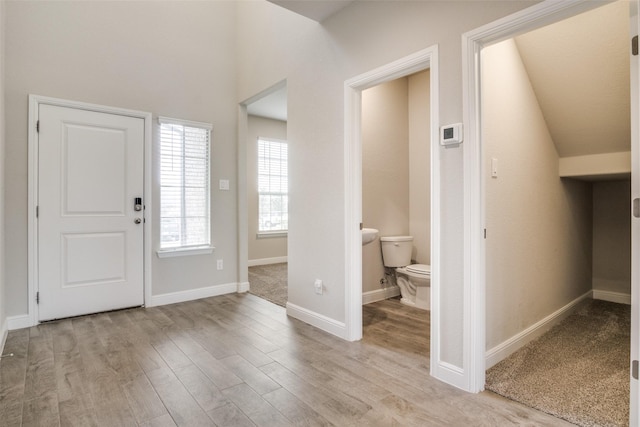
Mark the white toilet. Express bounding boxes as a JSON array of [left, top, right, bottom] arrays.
[[380, 236, 431, 310]]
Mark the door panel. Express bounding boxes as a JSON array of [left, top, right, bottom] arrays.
[[64, 124, 127, 215], [38, 104, 144, 321]]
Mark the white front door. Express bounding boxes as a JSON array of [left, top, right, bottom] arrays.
[[37, 104, 145, 321]]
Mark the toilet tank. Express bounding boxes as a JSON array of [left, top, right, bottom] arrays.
[[380, 236, 413, 267]]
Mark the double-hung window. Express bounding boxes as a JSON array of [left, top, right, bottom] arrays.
[[257, 137, 288, 234], [158, 116, 212, 255]]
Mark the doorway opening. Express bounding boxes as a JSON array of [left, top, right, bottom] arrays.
[[239, 81, 289, 307], [344, 45, 445, 380], [463, 0, 638, 424], [482, 3, 630, 425], [360, 70, 432, 359]]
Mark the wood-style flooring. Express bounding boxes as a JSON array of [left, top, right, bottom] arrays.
[[0, 293, 573, 426]]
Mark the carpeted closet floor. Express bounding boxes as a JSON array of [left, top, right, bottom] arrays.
[[248, 263, 288, 307], [486, 299, 630, 427]]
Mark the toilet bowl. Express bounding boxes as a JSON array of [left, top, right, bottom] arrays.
[[395, 264, 430, 310], [380, 236, 431, 311]]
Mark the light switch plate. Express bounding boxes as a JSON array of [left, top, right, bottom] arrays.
[[219, 179, 230, 190]]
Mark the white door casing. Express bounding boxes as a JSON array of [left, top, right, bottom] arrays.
[[630, 2, 640, 424], [28, 96, 153, 324]]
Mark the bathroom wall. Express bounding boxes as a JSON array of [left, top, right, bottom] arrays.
[[361, 71, 431, 297], [362, 78, 409, 294], [592, 180, 631, 298], [247, 115, 288, 265], [408, 70, 430, 265], [483, 39, 593, 351]]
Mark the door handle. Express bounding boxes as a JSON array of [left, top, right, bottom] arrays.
[[134, 218, 142, 225]]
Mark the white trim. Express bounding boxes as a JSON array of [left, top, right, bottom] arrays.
[[156, 246, 215, 259], [286, 302, 347, 338], [158, 116, 212, 130], [7, 314, 32, 331], [237, 282, 250, 293], [485, 291, 592, 369], [0, 319, 7, 354], [247, 256, 288, 267], [28, 95, 153, 328], [149, 282, 239, 307], [362, 286, 400, 305], [344, 45, 440, 348], [462, 0, 612, 393], [257, 231, 288, 239], [593, 290, 632, 305]]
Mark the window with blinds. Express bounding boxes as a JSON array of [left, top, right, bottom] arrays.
[[258, 138, 288, 233], [159, 117, 212, 250]]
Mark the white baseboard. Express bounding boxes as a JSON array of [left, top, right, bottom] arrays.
[[286, 302, 347, 339], [238, 282, 250, 293], [485, 290, 592, 369], [8, 314, 33, 331], [593, 289, 631, 305], [149, 282, 239, 307], [362, 286, 400, 304], [431, 360, 466, 391], [0, 318, 7, 356], [248, 256, 287, 267]]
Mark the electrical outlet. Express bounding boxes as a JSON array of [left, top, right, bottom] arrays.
[[314, 279, 323, 295], [217, 259, 223, 270]]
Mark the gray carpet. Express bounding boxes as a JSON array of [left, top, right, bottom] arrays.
[[248, 263, 287, 307], [486, 299, 630, 427]]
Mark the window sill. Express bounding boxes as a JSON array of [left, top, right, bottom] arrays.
[[157, 246, 215, 258], [257, 231, 288, 239]]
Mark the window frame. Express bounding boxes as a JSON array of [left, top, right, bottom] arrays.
[[157, 116, 214, 258], [257, 137, 288, 236]]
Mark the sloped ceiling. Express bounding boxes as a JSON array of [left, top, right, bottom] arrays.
[[514, 1, 630, 158], [267, 0, 354, 22]]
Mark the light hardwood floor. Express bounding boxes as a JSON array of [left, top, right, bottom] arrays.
[[0, 294, 573, 426]]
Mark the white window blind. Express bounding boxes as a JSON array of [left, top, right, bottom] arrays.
[[159, 117, 212, 250], [258, 138, 288, 233]]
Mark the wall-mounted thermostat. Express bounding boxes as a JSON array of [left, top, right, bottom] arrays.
[[440, 123, 463, 146]]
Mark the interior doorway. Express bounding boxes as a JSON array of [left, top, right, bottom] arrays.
[[463, 0, 640, 423], [238, 81, 289, 307], [343, 45, 444, 380], [481, 4, 630, 423], [360, 71, 432, 356]]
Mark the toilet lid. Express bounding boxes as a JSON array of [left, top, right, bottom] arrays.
[[406, 264, 430, 275]]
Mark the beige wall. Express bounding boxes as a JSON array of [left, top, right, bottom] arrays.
[[483, 39, 592, 350], [593, 180, 631, 296], [408, 70, 431, 265], [362, 78, 409, 293], [5, 1, 238, 313], [247, 115, 287, 263]]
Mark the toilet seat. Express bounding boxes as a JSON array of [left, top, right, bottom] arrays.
[[406, 264, 430, 276]]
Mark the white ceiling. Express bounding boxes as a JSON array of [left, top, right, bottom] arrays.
[[246, 86, 288, 121], [514, 1, 630, 158]]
